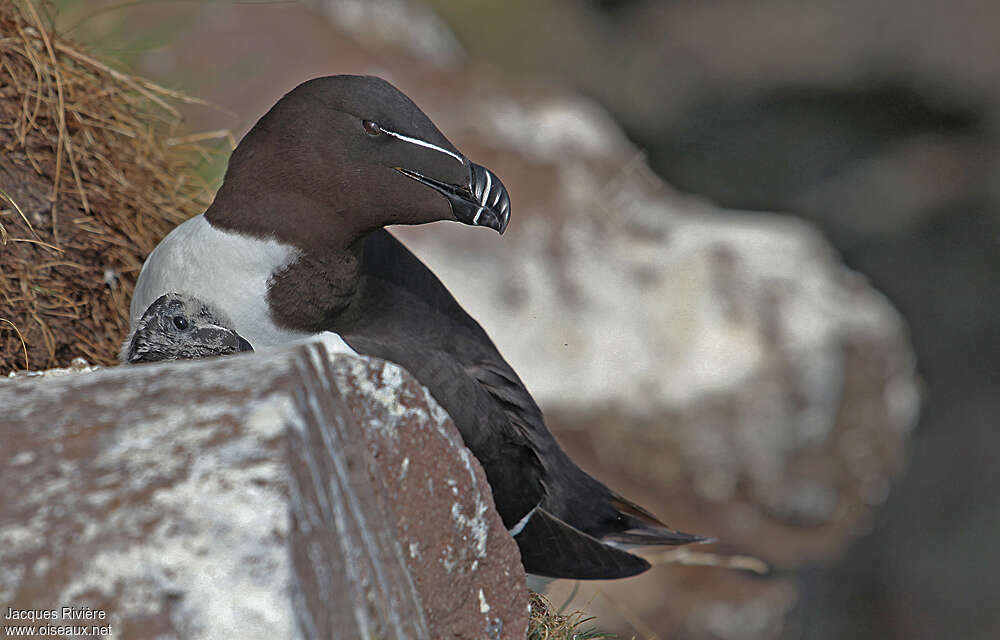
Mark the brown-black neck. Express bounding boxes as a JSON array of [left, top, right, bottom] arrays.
[[265, 238, 366, 334], [205, 155, 374, 333]]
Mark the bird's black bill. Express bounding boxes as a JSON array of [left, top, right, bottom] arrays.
[[192, 326, 254, 355], [396, 162, 511, 234]]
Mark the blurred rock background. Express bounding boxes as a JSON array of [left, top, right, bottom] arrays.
[[40, 0, 997, 638]]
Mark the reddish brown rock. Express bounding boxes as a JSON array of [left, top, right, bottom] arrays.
[[310, 352, 528, 640], [0, 343, 527, 640]]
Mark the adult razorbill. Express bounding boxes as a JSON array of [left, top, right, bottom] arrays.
[[131, 75, 703, 580]]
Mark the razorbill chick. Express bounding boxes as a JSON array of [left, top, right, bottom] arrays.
[[122, 292, 253, 364]]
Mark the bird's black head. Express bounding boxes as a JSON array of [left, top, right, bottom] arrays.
[[122, 293, 254, 364], [207, 75, 510, 253]]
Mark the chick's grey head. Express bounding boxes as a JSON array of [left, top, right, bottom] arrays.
[[122, 293, 254, 364]]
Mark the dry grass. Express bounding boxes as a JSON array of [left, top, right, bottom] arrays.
[[527, 591, 618, 640], [0, 0, 227, 373]]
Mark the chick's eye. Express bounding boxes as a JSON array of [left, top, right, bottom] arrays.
[[173, 315, 189, 330], [362, 119, 382, 136]]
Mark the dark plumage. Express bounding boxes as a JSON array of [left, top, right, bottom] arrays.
[[337, 231, 704, 578], [130, 75, 704, 580], [122, 293, 253, 364]]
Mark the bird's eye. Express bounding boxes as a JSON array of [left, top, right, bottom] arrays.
[[362, 119, 382, 136], [173, 315, 189, 330]]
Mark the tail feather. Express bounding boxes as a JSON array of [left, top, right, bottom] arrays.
[[603, 526, 710, 547], [602, 494, 711, 547]]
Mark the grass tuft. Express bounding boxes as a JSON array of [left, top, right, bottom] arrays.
[[527, 591, 618, 640], [0, 0, 230, 372]]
